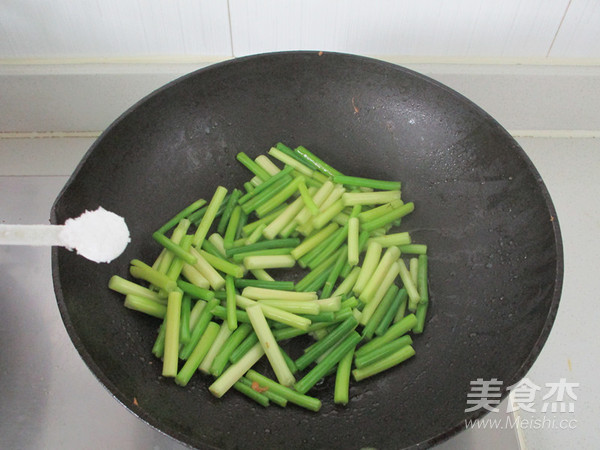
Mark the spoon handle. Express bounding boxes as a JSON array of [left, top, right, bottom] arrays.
[[0, 224, 66, 247]]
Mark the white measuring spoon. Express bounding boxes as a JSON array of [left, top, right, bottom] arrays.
[[0, 207, 130, 263]]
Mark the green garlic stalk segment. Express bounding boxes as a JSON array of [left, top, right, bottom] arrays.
[[188, 248, 226, 290], [254, 154, 281, 175], [243, 255, 296, 270], [209, 342, 265, 398], [294, 145, 342, 178], [238, 376, 288, 407], [360, 261, 401, 325], [156, 198, 207, 234], [246, 370, 321, 412], [376, 288, 407, 336], [241, 205, 286, 235], [398, 244, 428, 254], [225, 237, 300, 257], [129, 259, 178, 293], [223, 205, 242, 249], [268, 147, 314, 177], [109, 275, 165, 303], [355, 314, 417, 359], [291, 222, 338, 260], [179, 295, 191, 342], [210, 323, 253, 377], [234, 279, 295, 291], [241, 287, 317, 301], [359, 246, 401, 303], [207, 233, 227, 256], [231, 248, 294, 264], [210, 305, 250, 325], [397, 259, 421, 312], [360, 202, 414, 232], [152, 231, 197, 265], [241, 178, 290, 215], [176, 280, 215, 301], [333, 175, 401, 191], [354, 335, 413, 369], [352, 345, 415, 382], [321, 244, 348, 298], [295, 316, 358, 371], [244, 223, 266, 245], [179, 298, 219, 360], [229, 333, 259, 364], [180, 264, 210, 289], [262, 195, 307, 240], [341, 190, 401, 206], [217, 189, 243, 235], [225, 275, 238, 330], [124, 294, 166, 319], [163, 291, 183, 377], [346, 216, 360, 266], [249, 268, 274, 281], [352, 241, 382, 295], [198, 321, 233, 374], [275, 142, 318, 170], [201, 238, 226, 258], [197, 249, 244, 278], [293, 181, 334, 227], [414, 255, 429, 334], [246, 305, 296, 387], [358, 199, 404, 223], [239, 166, 294, 205], [332, 266, 361, 297], [295, 331, 362, 394], [304, 224, 349, 270], [236, 152, 272, 181], [297, 179, 320, 216], [236, 295, 311, 330], [334, 345, 356, 405], [361, 284, 399, 339], [410, 257, 419, 286], [175, 322, 220, 386], [233, 380, 270, 407], [257, 300, 320, 315], [192, 186, 228, 248]]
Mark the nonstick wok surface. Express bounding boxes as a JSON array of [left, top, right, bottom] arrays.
[[51, 52, 562, 449]]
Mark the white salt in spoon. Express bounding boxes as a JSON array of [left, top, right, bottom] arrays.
[[0, 207, 130, 263]]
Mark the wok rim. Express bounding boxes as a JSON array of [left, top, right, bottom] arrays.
[[50, 50, 564, 449]]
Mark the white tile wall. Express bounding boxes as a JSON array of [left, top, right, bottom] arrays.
[[0, 0, 232, 58], [228, 0, 569, 58], [550, 0, 600, 58], [1, 0, 599, 60]]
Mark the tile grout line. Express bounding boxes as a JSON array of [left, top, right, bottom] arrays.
[[509, 130, 600, 138], [0, 131, 102, 139], [546, 0, 573, 58], [1, 130, 599, 140], [2, 56, 600, 66], [0, 175, 70, 178], [226, 0, 235, 58], [509, 391, 528, 450]]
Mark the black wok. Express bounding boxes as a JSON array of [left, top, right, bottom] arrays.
[[51, 52, 562, 449]]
